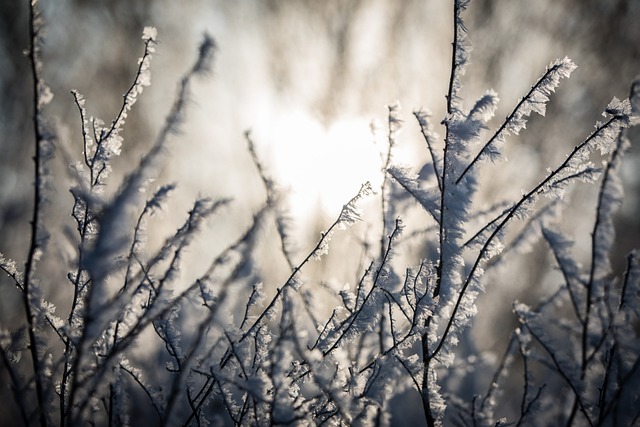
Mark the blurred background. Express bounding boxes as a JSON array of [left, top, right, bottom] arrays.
[[1, 0, 639, 422]]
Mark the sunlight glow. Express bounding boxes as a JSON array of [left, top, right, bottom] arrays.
[[261, 111, 383, 221]]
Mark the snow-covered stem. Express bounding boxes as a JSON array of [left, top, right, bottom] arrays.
[[521, 321, 594, 426], [541, 227, 585, 325], [478, 333, 517, 421], [435, 0, 465, 300], [320, 217, 404, 356], [430, 104, 635, 363], [457, 57, 577, 184], [241, 182, 374, 341], [24, 2, 52, 425], [388, 166, 440, 223], [67, 30, 216, 425], [380, 103, 402, 260], [414, 110, 443, 191], [446, 0, 471, 116], [119, 363, 163, 421], [582, 124, 630, 379], [99, 31, 157, 154], [245, 130, 296, 270]]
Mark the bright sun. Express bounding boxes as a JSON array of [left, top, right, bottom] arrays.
[[259, 110, 383, 222]]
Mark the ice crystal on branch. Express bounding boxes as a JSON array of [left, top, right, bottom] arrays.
[[448, 0, 472, 114], [458, 57, 576, 182], [0, 253, 23, 288], [388, 166, 440, 222], [3, 2, 640, 427], [337, 181, 375, 229], [142, 26, 157, 42]]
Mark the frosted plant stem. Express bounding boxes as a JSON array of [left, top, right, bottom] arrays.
[[245, 131, 295, 270], [240, 183, 372, 342], [435, 0, 465, 300], [65, 36, 157, 423], [420, 3, 465, 425], [62, 94, 96, 426], [380, 106, 396, 261], [3, 1, 640, 423], [100, 38, 156, 145], [70, 32, 214, 423], [162, 309, 215, 427], [456, 62, 568, 184], [583, 127, 628, 381], [413, 111, 442, 192], [542, 228, 585, 326], [25, 2, 48, 425], [479, 333, 516, 417], [322, 219, 403, 356], [421, 332, 436, 427], [430, 114, 623, 362], [525, 324, 594, 426]]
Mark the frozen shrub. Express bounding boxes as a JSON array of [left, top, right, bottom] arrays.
[[0, 1, 638, 426]]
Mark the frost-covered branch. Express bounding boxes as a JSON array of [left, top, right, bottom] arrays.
[[241, 182, 374, 341], [414, 109, 442, 191], [457, 57, 577, 183], [24, 2, 54, 424], [430, 98, 637, 365]]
